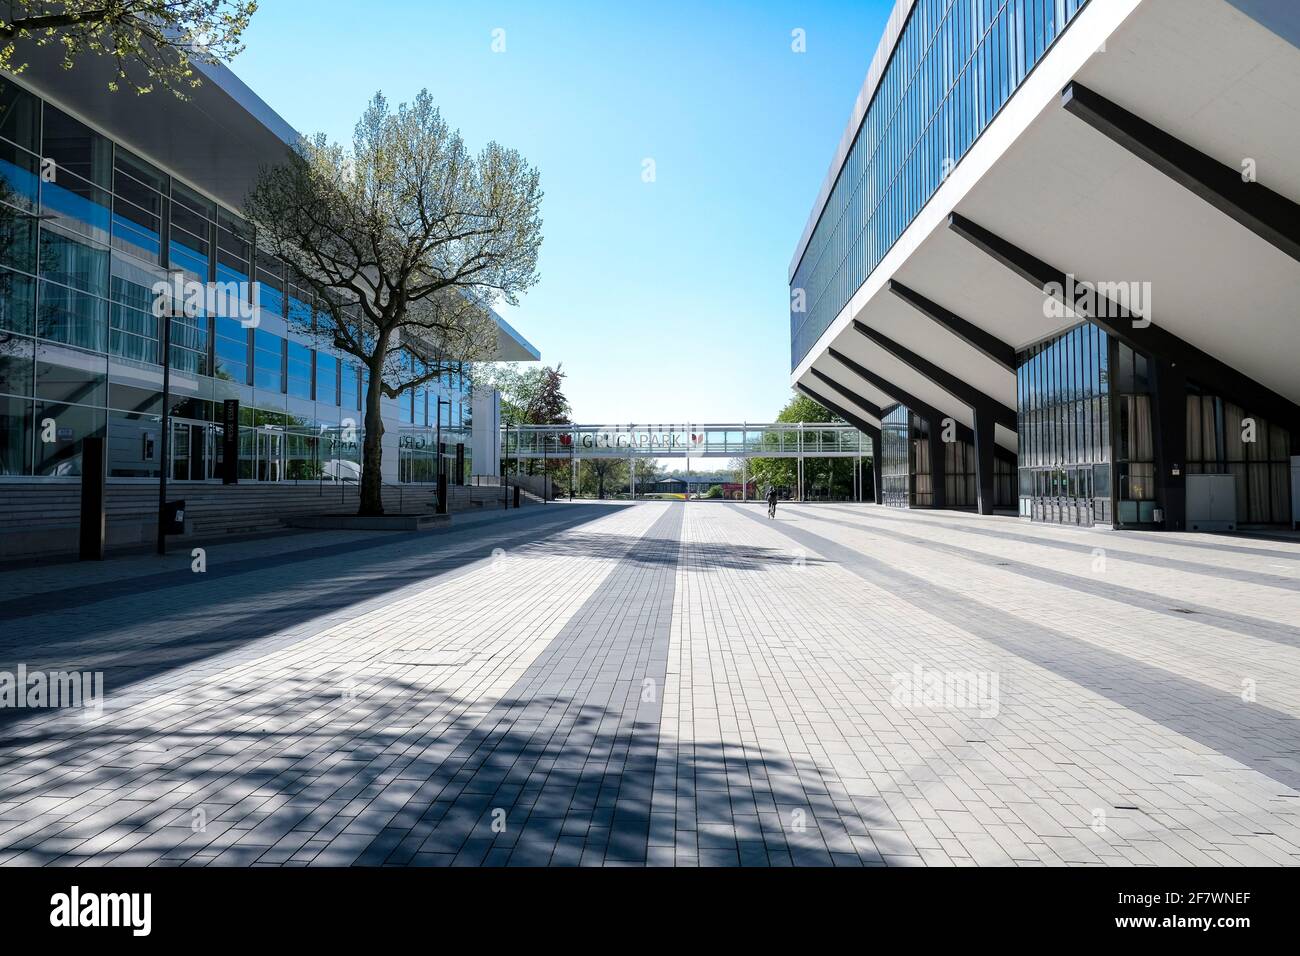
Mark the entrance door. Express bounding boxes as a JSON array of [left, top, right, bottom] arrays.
[[170, 419, 211, 481], [256, 428, 283, 481]]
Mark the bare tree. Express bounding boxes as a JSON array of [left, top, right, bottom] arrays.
[[246, 90, 544, 515], [0, 0, 258, 96]]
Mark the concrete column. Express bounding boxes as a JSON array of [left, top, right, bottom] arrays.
[[862, 424, 883, 505], [973, 405, 997, 515], [1153, 359, 1188, 532]]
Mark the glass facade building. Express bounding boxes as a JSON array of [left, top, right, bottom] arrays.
[[0, 76, 470, 487], [791, 0, 1091, 368], [795, 0, 1294, 531], [1016, 322, 1112, 525], [1017, 322, 1292, 528], [1185, 388, 1291, 525], [878, 403, 909, 509], [880, 403, 1014, 510]]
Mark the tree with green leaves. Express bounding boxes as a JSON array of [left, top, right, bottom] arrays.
[[520, 364, 569, 482], [745, 390, 862, 500], [246, 89, 544, 515], [472, 364, 549, 424], [0, 1, 258, 97], [581, 458, 626, 500], [630, 457, 663, 490], [476, 363, 570, 481], [521, 364, 568, 425]]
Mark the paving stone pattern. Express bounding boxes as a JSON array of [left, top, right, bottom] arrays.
[[1, 500, 1297, 866]]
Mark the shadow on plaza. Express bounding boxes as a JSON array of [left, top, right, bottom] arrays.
[[0, 673, 885, 867], [0, 504, 821, 738], [0, 506, 614, 735]]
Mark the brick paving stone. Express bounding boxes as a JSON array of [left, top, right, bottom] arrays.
[[0, 500, 1297, 865]]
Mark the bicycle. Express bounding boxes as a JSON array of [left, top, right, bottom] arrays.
[[767, 498, 777, 519]]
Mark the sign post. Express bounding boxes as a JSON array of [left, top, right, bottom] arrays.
[[222, 399, 239, 484], [155, 269, 183, 556], [79, 436, 106, 561]]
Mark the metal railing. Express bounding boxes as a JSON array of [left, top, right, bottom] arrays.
[[501, 422, 870, 459]]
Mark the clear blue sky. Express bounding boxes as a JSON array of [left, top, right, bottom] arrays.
[[232, 0, 893, 423]]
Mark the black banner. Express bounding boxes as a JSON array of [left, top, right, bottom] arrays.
[[222, 399, 239, 485], [0, 866, 1287, 943]]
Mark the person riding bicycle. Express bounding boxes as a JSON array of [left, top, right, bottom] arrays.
[[766, 485, 779, 518]]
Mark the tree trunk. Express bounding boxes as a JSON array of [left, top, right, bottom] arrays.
[[359, 359, 386, 516]]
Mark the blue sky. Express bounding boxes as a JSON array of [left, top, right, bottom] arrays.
[[232, 0, 893, 422]]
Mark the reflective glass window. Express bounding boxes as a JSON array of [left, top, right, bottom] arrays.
[[253, 328, 283, 392]]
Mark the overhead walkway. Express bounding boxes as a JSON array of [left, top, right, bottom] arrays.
[[500, 423, 878, 502]]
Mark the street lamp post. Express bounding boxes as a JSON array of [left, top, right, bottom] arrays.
[[156, 269, 184, 556], [435, 395, 452, 514], [501, 418, 510, 511]]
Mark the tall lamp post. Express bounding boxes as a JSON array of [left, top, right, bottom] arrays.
[[156, 269, 185, 555], [501, 417, 510, 510], [435, 395, 452, 514]]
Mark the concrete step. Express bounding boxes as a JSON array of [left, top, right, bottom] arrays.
[[0, 480, 512, 560]]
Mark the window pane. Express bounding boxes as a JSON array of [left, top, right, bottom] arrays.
[[42, 104, 112, 188]]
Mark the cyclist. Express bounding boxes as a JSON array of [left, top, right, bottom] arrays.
[[766, 484, 779, 519]]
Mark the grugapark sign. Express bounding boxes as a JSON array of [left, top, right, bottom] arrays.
[[559, 430, 706, 450]]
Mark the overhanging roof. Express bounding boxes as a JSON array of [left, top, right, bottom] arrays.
[[11, 39, 297, 211], [489, 308, 541, 362]]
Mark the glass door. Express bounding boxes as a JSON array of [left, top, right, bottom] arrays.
[[256, 427, 284, 481], [170, 418, 211, 481]]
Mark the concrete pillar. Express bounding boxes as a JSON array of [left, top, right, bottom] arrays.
[[862, 425, 883, 505], [973, 405, 997, 515], [1153, 359, 1187, 532]]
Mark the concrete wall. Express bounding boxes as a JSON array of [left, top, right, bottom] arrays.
[[0, 481, 534, 561]]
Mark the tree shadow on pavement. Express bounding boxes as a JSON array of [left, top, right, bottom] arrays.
[[0, 510, 820, 738], [0, 671, 894, 867]]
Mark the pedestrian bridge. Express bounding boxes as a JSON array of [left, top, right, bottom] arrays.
[[501, 423, 871, 460]]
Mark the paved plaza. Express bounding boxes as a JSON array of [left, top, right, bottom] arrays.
[[0, 500, 1298, 867]]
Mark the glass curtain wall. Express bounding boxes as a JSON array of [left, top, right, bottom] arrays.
[[944, 439, 976, 508], [995, 457, 1015, 508], [1016, 322, 1111, 525], [792, 0, 1092, 367], [0, 76, 481, 485], [912, 415, 933, 508], [880, 405, 911, 507], [1112, 341, 1156, 525], [1186, 387, 1291, 525], [398, 360, 471, 484]]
